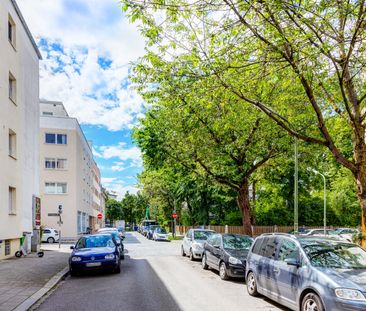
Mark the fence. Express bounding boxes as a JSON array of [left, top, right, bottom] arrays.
[[176, 225, 334, 236]]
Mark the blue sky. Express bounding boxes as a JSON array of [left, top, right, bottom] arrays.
[[18, 0, 146, 198]]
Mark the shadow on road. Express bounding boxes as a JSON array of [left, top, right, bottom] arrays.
[[123, 232, 141, 244], [36, 255, 181, 311]]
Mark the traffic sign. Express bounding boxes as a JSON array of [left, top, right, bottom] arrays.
[[172, 213, 177, 219], [48, 213, 59, 216], [97, 213, 102, 219]]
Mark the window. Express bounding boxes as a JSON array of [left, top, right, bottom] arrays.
[[45, 133, 67, 144], [278, 239, 299, 262], [77, 211, 89, 234], [42, 112, 53, 116], [8, 129, 16, 158], [45, 182, 67, 194], [9, 72, 16, 103], [260, 237, 280, 259], [5, 240, 10, 256], [251, 238, 264, 255], [8, 187, 16, 215], [43, 229, 51, 234], [8, 15, 15, 47], [45, 158, 67, 169]]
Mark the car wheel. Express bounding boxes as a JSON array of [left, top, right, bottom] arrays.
[[219, 262, 229, 280], [247, 271, 259, 296], [69, 268, 77, 277], [114, 262, 121, 274], [189, 249, 195, 261], [202, 253, 209, 270], [301, 292, 324, 311], [47, 237, 55, 243], [181, 246, 186, 257]]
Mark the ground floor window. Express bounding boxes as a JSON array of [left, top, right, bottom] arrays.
[[77, 211, 89, 234], [5, 240, 10, 256]]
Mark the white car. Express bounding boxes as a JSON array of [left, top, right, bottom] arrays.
[[181, 229, 215, 260], [335, 228, 359, 242], [153, 227, 169, 241], [42, 228, 59, 243]]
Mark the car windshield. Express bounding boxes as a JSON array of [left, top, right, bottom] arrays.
[[156, 228, 167, 234], [301, 240, 366, 269], [76, 235, 115, 249], [102, 231, 120, 240], [223, 235, 253, 250], [194, 231, 214, 240]]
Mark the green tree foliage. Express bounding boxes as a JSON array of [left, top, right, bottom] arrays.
[[105, 198, 123, 222], [122, 0, 366, 230]]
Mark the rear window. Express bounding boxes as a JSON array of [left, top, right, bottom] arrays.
[[252, 237, 280, 259]]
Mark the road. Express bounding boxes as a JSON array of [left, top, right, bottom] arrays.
[[35, 232, 288, 311]]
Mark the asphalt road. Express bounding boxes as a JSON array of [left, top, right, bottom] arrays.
[[35, 232, 288, 311]]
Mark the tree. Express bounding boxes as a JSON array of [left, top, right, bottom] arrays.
[[133, 72, 290, 235], [122, 0, 366, 235], [105, 198, 123, 222]]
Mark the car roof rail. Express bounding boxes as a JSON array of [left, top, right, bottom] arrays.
[[260, 232, 298, 238]]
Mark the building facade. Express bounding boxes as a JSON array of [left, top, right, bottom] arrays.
[[39, 101, 104, 240], [0, 0, 41, 259]]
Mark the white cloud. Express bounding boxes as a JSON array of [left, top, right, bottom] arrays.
[[101, 177, 118, 184], [17, 0, 146, 131], [106, 183, 139, 200], [99, 142, 142, 166]]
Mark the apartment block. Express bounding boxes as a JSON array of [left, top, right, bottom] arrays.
[[0, 0, 41, 259], [39, 101, 104, 239]]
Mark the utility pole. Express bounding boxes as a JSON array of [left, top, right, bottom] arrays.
[[294, 139, 299, 234], [310, 169, 327, 235], [58, 205, 63, 249]]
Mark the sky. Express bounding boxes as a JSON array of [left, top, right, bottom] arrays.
[[17, 0, 147, 199]]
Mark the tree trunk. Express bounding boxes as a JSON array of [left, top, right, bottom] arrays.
[[355, 168, 366, 247], [251, 180, 257, 225], [237, 180, 253, 236]]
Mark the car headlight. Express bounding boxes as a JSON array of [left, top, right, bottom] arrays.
[[229, 256, 242, 265], [335, 288, 366, 301], [71, 256, 82, 262], [105, 254, 115, 259]]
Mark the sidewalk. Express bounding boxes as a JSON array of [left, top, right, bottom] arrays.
[[0, 245, 71, 311]]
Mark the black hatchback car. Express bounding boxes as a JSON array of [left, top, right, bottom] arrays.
[[202, 233, 253, 280]]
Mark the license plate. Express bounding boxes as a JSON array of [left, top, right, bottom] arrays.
[[86, 262, 101, 267]]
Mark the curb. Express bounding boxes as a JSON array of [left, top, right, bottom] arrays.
[[13, 266, 69, 311]]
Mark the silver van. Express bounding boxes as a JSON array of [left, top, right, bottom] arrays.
[[246, 233, 366, 311]]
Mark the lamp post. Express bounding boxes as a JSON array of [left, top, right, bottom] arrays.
[[310, 169, 326, 235]]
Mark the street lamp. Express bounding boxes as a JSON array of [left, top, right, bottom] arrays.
[[309, 168, 326, 235]]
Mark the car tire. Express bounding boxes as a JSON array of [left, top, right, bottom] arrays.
[[47, 237, 55, 244], [202, 253, 209, 270], [69, 268, 77, 277], [219, 262, 229, 280], [181, 246, 186, 257], [301, 292, 324, 311], [246, 271, 259, 296], [189, 249, 195, 261], [115, 262, 121, 274]]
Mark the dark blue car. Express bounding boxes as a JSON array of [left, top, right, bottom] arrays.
[[69, 234, 121, 276]]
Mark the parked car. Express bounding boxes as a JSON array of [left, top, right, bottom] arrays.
[[181, 229, 215, 260], [41, 228, 59, 243], [153, 227, 169, 241], [300, 228, 339, 237], [335, 227, 359, 242], [96, 230, 124, 260], [69, 234, 121, 276], [147, 225, 160, 239], [139, 220, 158, 235], [246, 233, 366, 311], [202, 233, 253, 280], [98, 227, 124, 240]]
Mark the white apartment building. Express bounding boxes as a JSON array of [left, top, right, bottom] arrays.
[[39, 101, 104, 239], [0, 0, 41, 259]]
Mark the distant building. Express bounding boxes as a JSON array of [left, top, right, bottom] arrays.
[[39, 101, 103, 239], [0, 0, 41, 259], [107, 191, 118, 200]]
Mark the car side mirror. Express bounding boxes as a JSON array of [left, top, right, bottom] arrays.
[[214, 245, 220, 249], [116, 242, 121, 246], [284, 258, 300, 267], [121, 236, 125, 241], [70, 246, 74, 250]]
